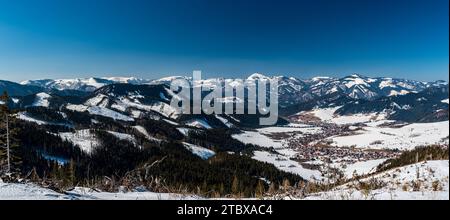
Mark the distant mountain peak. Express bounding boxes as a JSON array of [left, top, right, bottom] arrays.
[[247, 73, 271, 80], [311, 76, 332, 81], [349, 73, 364, 78]]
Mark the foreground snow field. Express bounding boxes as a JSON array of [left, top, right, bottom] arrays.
[[304, 160, 449, 200], [0, 181, 73, 200], [303, 189, 449, 200], [2, 160, 447, 200], [0, 181, 201, 200]]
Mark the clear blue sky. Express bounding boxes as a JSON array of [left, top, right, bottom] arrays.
[[0, 0, 448, 82]]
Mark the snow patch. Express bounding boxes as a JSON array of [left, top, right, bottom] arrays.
[[163, 119, 179, 125], [215, 115, 233, 128], [252, 151, 322, 181], [66, 104, 89, 112], [59, 129, 100, 154], [177, 127, 192, 136], [183, 142, 216, 160], [16, 112, 71, 127], [185, 119, 212, 129], [345, 78, 368, 88], [17, 112, 49, 125], [118, 98, 179, 119], [87, 106, 134, 122], [379, 79, 397, 89], [85, 94, 109, 107], [32, 92, 51, 107], [107, 131, 136, 144], [133, 125, 161, 142], [298, 107, 386, 125], [388, 90, 410, 96]]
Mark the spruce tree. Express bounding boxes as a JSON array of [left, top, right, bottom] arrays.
[[268, 182, 277, 195], [0, 91, 9, 173], [231, 175, 239, 195], [68, 159, 76, 186], [282, 178, 291, 191], [255, 180, 265, 198], [0, 91, 21, 175]]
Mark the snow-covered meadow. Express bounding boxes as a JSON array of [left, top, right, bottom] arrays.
[[59, 129, 100, 154], [328, 121, 449, 150], [232, 125, 321, 149], [296, 106, 387, 125]]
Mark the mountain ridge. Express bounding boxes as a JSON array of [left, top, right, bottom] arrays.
[[18, 73, 448, 101]]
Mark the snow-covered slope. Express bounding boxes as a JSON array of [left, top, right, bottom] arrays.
[[87, 106, 134, 122], [185, 119, 212, 129], [16, 112, 71, 127], [133, 125, 161, 142], [183, 142, 216, 160], [304, 74, 435, 101], [252, 150, 323, 181], [17, 112, 51, 125], [232, 125, 321, 149], [305, 160, 449, 200], [64, 84, 182, 121], [328, 121, 449, 150], [0, 181, 73, 200], [107, 131, 137, 144], [59, 129, 100, 154], [338, 159, 387, 179], [295, 106, 388, 125], [31, 92, 51, 107]]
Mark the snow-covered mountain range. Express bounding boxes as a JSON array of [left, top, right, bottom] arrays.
[[1, 73, 446, 125], [20, 77, 151, 92], [20, 74, 447, 101]]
